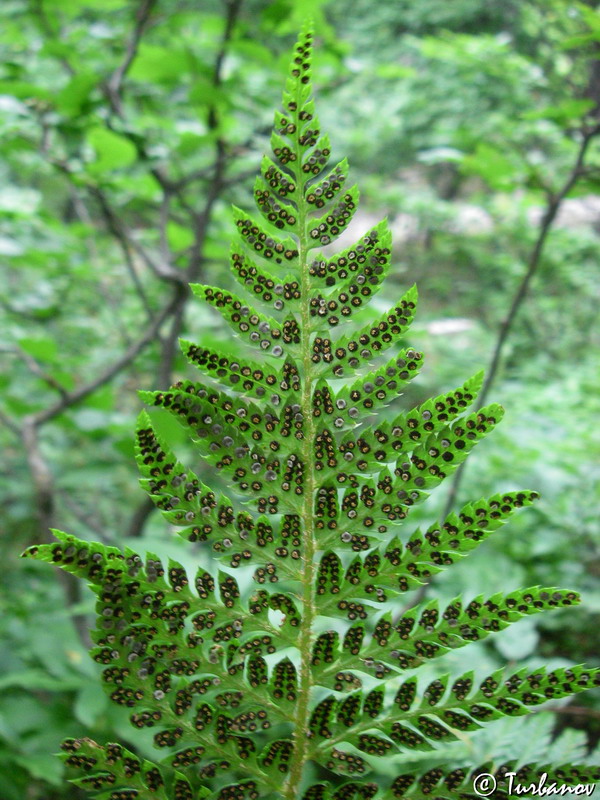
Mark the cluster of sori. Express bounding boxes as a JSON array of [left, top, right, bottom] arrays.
[[24, 23, 598, 800]]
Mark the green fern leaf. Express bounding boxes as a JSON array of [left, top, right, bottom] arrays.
[[22, 22, 598, 800]]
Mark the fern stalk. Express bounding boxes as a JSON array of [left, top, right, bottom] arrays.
[[22, 23, 599, 800], [285, 67, 319, 798]]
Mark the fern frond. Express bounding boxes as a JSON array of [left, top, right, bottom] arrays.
[[22, 22, 598, 800]]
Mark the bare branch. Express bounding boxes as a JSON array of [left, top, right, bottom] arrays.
[[0, 408, 20, 437], [69, 191, 134, 347], [159, 191, 172, 265], [171, 166, 213, 190], [127, 0, 244, 539], [89, 187, 156, 318], [0, 296, 57, 323], [21, 417, 89, 643], [31, 295, 179, 428], [443, 122, 600, 518], [127, 496, 155, 539], [17, 347, 69, 398], [392, 123, 600, 624], [544, 704, 600, 720], [23, 416, 60, 537], [155, 300, 186, 389], [48, 155, 187, 288], [106, 0, 158, 116], [224, 166, 261, 188], [127, 230, 187, 285], [77, 180, 185, 286], [58, 489, 110, 541], [32, 0, 75, 76]]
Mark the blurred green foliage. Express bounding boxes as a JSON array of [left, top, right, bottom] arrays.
[[0, 0, 599, 797]]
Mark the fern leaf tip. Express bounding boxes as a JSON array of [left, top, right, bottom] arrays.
[[136, 409, 152, 427]]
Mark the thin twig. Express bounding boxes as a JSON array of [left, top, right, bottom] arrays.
[[0, 297, 57, 323], [126, 496, 156, 539], [21, 417, 89, 643], [31, 295, 178, 427], [545, 704, 600, 720], [69, 191, 133, 346], [159, 191, 171, 265], [48, 156, 186, 288], [0, 408, 20, 437], [32, 0, 75, 76], [127, 0, 244, 538], [394, 122, 600, 622], [83, 182, 186, 286], [442, 122, 600, 519], [89, 187, 155, 318], [19, 0, 168, 648], [106, 0, 158, 117], [171, 166, 213, 190], [58, 489, 109, 540], [17, 348, 69, 398]]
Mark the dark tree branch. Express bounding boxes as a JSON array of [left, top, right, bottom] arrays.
[[69, 191, 134, 347], [31, 295, 178, 428], [0, 408, 20, 437], [48, 157, 186, 288], [0, 296, 59, 323], [167, 0, 243, 360], [545, 704, 600, 720], [32, 0, 75, 76], [106, 0, 158, 117], [126, 496, 156, 539], [159, 191, 172, 265], [126, 0, 244, 539], [156, 301, 186, 388], [171, 167, 213, 190], [58, 489, 109, 540], [20, 0, 178, 646], [92, 190, 186, 285], [442, 122, 600, 519], [394, 122, 600, 623], [21, 417, 89, 643], [17, 348, 69, 398], [22, 420, 57, 537], [89, 187, 155, 318]]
